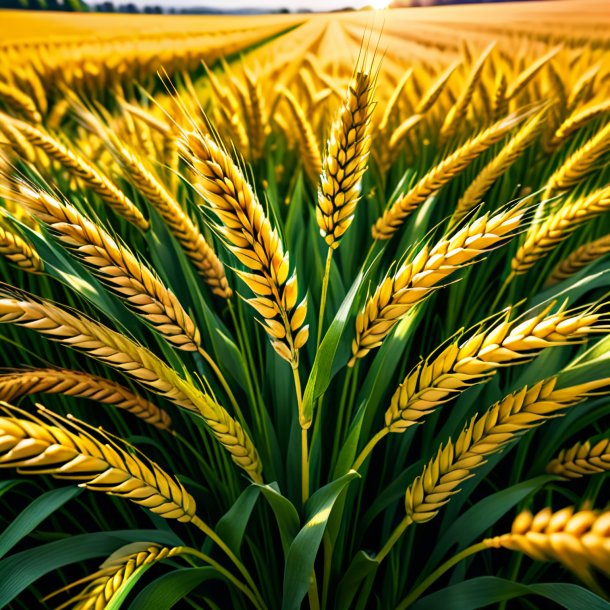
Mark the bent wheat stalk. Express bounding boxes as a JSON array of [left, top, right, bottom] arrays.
[[372, 114, 523, 240], [0, 368, 171, 430], [350, 204, 525, 366], [547, 437, 610, 478], [0, 291, 262, 481]]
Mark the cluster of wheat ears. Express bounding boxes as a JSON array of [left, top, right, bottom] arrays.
[[1, 7, 610, 609]]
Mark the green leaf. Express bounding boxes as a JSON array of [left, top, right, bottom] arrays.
[[215, 485, 260, 557], [282, 471, 359, 610], [257, 483, 300, 555], [0, 530, 182, 607], [105, 564, 152, 610], [411, 577, 610, 610], [0, 486, 82, 560], [130, 567, 219, 610], [334, 550, 378, 609]]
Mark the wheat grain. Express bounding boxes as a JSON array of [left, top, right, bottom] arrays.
[[0, 291, 262, 481], [351, 204, 524, 365], [405, 377, 610, 523], [385, 303, 605, 433], [0, 404, 197, 521], [0, 368, 171, 430], [186, 131, 308, 367], [17, 185, 202, 351], [484, 506, 610, 588], [512, 185, 610, 275], [6, 116, 148, 230], [317, 71, 373, 249], [0, 223, 43, 274], [547, 437, 610, 478], [372, 114, 523, 240]]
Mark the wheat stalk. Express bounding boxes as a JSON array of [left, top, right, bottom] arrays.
[[0, 223, 43, 274], [17, 185, 203, 352], [0, 291, 262, 481], [385, 303, 605, 433], [451, 111, 545, 226], [350, 204, 525, 366], [0, 404, 197, 521], [6, 116, 148, 230], [186, 131, 308, 368], [545, 233, 610, 285], [280, 86, 322, 185], [372, 115, 523, 240], [547, 437, 610, 478], [317, 71, 373, 249], [404, 377, 610, 524], [511, 185, 610, 275], [0, 81, 41, 123], [0, 368, 171, 430], [484, 506, 610, 591]]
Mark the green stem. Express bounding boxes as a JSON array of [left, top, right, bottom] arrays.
[[352, 428, 390, 471], [376, 515, 413, 563], [292, 365, 309, 503], [490, 271, 515, 313], [394, 541, 489, 610], [317, 248, 334, 348], [331, 366, 353, 465], [198, 347, 243, 422], [191, 515, 266, 610]]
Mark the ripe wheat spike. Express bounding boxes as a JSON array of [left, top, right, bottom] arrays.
[[378, 67, 412, 132], [452, 111, 545, 226], [415, 61, 458, 115], [492, 73, 509, 121], [0, 81, 41, 124], [405, 377, 610, 524], [17, 186, 203, 352], [545, 233, 610, 286], [0, 368, 171, 430], [5, 116, 148, 230], [385, 303, 606, 433], [0, 404, 197, 521], [186, 132, 308, 367], [440, 43, 494, 141], [280, 86, 322, 185], [512, 185, 610, 275], [372, 114, 523, 240], [484, 506, 610, 590], [350, 204, 525, 366], [317, 71, 373, 249], [0, 223, 43, 274], [547, 437, 610, 478], [507, 48, 559, 101], [97, 129, 232, 299], [67, 544, 186, 610], [547, 99, 610, 149], [0, 291, 262, 481], [544, 120, 610, 195], [0, 117, 36, 162], [244, 67, 266, 161]]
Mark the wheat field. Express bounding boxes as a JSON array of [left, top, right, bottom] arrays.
[[1, 1, 610, 608]]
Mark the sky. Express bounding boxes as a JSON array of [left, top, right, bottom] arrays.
[[126, 0, 377, 9]]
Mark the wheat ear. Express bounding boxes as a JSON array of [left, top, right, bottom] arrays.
[[5, 115, 148, 230], [547, 99, 610, 149], [0, 292, 262, 481], [492, 73, 508, 121], [547, 437, 610, 478], [186, 132, 308, 367], [98, 131, 232, 299], [372, 114, 522, 240], [506, 47, 559, 101], [0, 81, 42, 123], [405, 377, 610, 524], [244, 67, 266, 162], [451, 111, 545, 226], [545, 233, 610, 286], [280, 86, 322, 185], [350, 204, 524, 366], [317, 71, 373, 249], [511, 185, 610, 275], [0, 404, 196, 521], [378, 67, 412, 132], [385, 303, 606, 433], [415, 61, 459, 115], [17, 186, 202, 351], [0, 223, 43, 274], [544, 120, 610, 195], [440, 43, 494, 140], [484, 506, 610, 592], [0, 368, 171, 430], [0, 117, 36, 162]]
